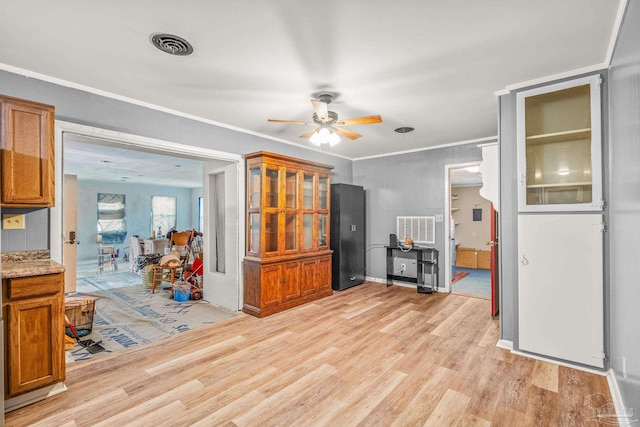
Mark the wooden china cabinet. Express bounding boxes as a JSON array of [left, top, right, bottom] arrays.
[[243, 151, 334, 317]]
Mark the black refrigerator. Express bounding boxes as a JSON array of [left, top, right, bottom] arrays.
[[330, 183, 365, 291]]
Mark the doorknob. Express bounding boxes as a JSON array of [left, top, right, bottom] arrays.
[[65, 231, 79, 245], [486, 240, 495, 246]]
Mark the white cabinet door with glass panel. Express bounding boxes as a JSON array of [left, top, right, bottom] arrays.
[[516, 75, 602, 212]]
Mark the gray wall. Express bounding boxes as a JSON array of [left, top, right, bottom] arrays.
[[1, 208, 49, 252], [608, 0, 640, 410], [353, 144, 483, 287], [0, 69, 352, 252], [75, 179, 197, 261]]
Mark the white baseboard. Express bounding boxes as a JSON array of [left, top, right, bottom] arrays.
[[364, 276, 441, 292], [510, 350, 606, 376], [496, 339, 513, 350], [607, 370, 637, 426], [5, 382, 68, 413]]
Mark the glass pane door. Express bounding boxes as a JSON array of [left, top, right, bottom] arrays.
[[318, 214, 328, 247], [265, 166, 279, 209], [249, 213, 261, 254], [285, 170, 298, 209], [525, 84, 592, 206], [264, 213, 279, 253], [303, 174, 314, 209], [248, 167, 261, 209], [517, 75, 602, 212], [285, 213, 297, 251], [302, 214, 313, 249], [318, 176, 328, 210]]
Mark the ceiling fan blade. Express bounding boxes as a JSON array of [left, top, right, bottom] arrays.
[[268, 119, 314, 125], [335, 115, 383, 126], [334, 127, 361, 140], [311, 100, 329, 122], [299, 127, 320, 139]]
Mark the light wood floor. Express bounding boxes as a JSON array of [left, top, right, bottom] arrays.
[[6, 283, 612, 426]]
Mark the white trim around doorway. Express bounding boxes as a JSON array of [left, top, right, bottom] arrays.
[[50, 120, 246, 310], [443, 161, 482, 293]]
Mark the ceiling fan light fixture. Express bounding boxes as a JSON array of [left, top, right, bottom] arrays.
[[309, 127, 341, 146]]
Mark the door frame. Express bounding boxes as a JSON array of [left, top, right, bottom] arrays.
[[50, 121, 245, 309], [443, 161, 481, 293]]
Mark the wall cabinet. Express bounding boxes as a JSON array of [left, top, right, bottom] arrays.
[[243, 152, 334, 317], [514, 74, 605, 368], [330, 184, 365, 291], [1, 94, 55, 207], [3, 273, 65, 398], [516, 75, 602, 212]]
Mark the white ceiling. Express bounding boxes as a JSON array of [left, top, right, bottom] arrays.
[[64, 136, 203, 188], [0, 1, 621, 159]]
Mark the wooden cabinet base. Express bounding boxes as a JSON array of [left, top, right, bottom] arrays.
[[243, 255, 333, 317], [243, 288, 333, 318], [3, 273, 65, 399]]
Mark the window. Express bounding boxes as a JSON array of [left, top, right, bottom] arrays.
[[151, 196, 177, 237], [97, 193, 126, 244]]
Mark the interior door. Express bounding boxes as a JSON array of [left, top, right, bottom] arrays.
[[202, 160, 240, 311], [62, 174, 78, 293], [518, 214, 604, 368]]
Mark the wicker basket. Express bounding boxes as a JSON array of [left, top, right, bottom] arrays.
[[65, 296, 96, 337]]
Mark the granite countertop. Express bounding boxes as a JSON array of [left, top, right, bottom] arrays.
[[1, 250, 65, 279]]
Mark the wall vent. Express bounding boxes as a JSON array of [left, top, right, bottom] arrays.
[[397, 216, 435, 244]]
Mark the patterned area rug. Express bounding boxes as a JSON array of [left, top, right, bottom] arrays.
[[67, 281, 237, 363]]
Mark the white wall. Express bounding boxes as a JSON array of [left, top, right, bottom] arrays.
[[451, 185, 490, 250], [76, 179, 198, 261]]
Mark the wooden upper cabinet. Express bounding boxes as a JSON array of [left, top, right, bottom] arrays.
[[1, 95, 55, 207]]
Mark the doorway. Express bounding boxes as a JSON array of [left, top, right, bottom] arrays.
[[444, 162, 496, 310], [50, 121, 245, 312]]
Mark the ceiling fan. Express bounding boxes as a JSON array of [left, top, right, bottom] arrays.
[[268, 94, 382, 146]]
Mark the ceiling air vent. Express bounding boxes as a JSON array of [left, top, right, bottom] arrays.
[[394, 127, 415, 133], [150, 33, 194, 56]]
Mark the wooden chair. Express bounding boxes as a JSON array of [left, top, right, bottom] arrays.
[[151, 229, 194, 295], [97, 245, 117, 273]]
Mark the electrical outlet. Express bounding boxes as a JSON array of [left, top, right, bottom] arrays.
[[2, 214, 26, 230]]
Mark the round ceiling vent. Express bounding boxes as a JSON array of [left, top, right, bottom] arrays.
[[394, 126, 415, 133], [150, 33, 194, 56]]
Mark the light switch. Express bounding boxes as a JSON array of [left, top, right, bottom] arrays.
[[2, 214, 26, 230]]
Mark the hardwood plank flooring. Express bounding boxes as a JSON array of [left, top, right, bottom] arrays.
[[6, 283, 613, 426]]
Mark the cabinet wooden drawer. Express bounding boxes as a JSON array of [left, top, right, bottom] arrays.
[[6, 273, 63, 300]]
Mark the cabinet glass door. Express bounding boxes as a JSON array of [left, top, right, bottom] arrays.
[[517, 75, 602, 212], [249, 213, 261, 254], [302, 214, 313, 249], [303, 174, 314, 209], [318, 214, 328, 247], [285, 170, 298, 209], [264, 213, 279, 253], [318, 176, 328, 210], [265, 166, 279, 209], [285, 213, 297, 251], [248, 167, 261, 209]]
